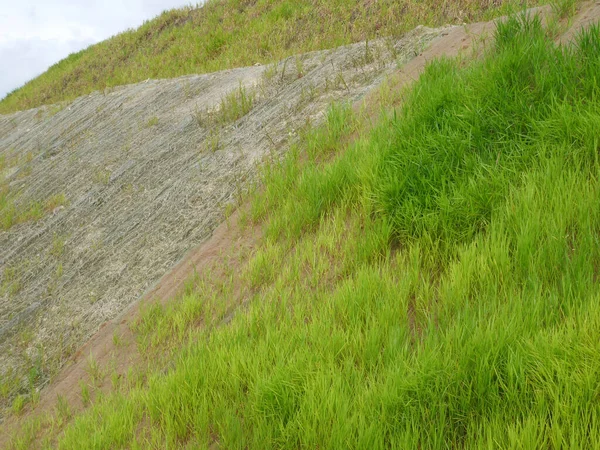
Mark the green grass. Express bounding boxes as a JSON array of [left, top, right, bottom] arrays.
[[216, 84, 256, 125], [145, 115, 159, 128], [11, 14, 600, 449], [0, 189, 67, 231], [0, 0, 534, 114], [195, 84, 256, 129]]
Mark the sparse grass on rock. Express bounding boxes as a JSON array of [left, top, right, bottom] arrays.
[[0, 0, 535, 114], [0, 189, 67, 231]]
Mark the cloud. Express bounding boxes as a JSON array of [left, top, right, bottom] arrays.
[[0, 38, 97, 98], [0, 0, 196, 101]]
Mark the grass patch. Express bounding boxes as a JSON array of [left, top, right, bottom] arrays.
[[145, 115, 159, 128], [195, 84, 256, 129], [551, 0, 578, 18], [0, 0, 537, 114], [216, 84, 255, 124], [0, 189, 67, 231], [93, 168, 111, 185], [11, 395, 26, 415], [50, 233, 66, 258]]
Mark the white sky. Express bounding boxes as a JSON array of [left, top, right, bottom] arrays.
[[0, 0, 197, 100]]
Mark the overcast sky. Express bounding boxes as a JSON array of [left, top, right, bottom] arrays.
[[0, 0, 197, 100]]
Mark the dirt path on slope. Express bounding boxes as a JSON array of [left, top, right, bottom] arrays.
[[3, 2, 600, 446]]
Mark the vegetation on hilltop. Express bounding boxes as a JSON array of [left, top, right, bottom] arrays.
[[0, 0, 531, 114], [10, 12, 600, 448]]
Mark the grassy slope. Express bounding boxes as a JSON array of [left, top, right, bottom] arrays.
[[10, 13, 600, 449], [0, 0, 528, 114]]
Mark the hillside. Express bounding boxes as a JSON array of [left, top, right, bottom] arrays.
[[72, 12, 600, 446], [0, 23, 447, 420], [3, 0, 600, 448], [0, 0, 528, 114]]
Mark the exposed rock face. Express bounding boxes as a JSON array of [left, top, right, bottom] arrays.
[[0, 25, 449, 411]]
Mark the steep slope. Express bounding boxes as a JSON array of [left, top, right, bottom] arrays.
[[2, 0, 599, 446], [5, 4, 600, 447], [51, 10, 600, 448], [0, 0, 530, 114], [0, 25, 446, 418]]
